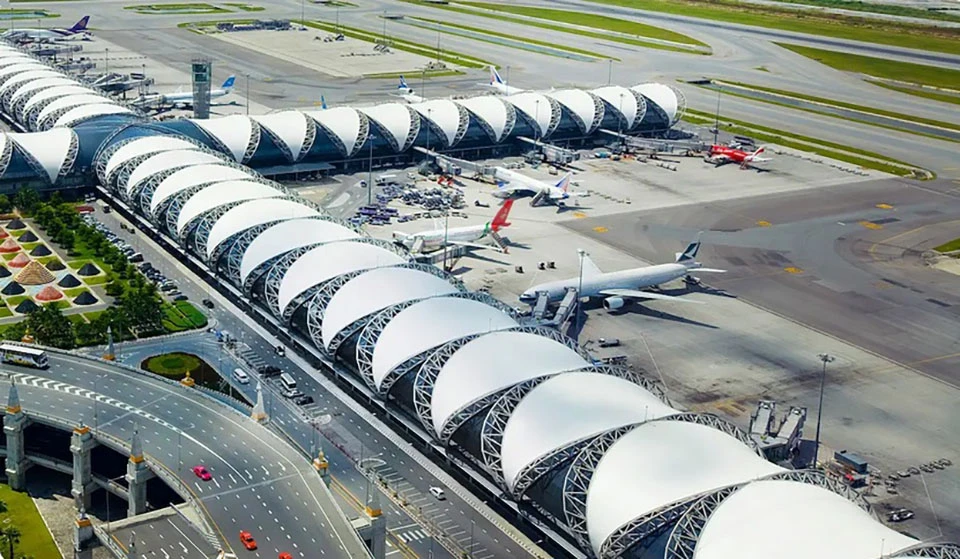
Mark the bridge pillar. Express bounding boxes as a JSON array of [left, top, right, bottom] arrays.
[[73, 508, 95, 559], [3, 379, 30, 491], [71, 423, 97, 509], [366, 491, 386, 559], [312, 447, 330, 487], [125, 425, 149, 517]]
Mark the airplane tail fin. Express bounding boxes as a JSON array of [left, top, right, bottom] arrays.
[[675, 232, 703, 263], [221, 75, 236, 90], [320, 94, 327, 110], [749, 147, 765, 159], [490, 65, 504, 85], [69, 16, 90, 33], [398, 76, 408, 89], [555, 172, 571, 193], [491, 199, 514, 231]]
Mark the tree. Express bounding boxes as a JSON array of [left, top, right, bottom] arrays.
[[58, 229, 75, 251], [26, 304, 75, 349], [12, 188, 40, 215], [1, 321, 25, 342], [33, 204, 54, 229], [0, 525, 20, 559], [105, 281, 125, 297], [0, 194, 11, 214], [0, 499, 7, 513]]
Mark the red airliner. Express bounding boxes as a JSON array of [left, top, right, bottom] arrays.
[[707, 145, 770, 169]]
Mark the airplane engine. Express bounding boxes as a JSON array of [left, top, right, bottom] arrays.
[[603, 297, 625, 310]]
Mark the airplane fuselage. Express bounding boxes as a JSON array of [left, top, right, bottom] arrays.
[[521, 262, 696, 302], [396, 223, 490, 251], [162, 87, 230, 105]]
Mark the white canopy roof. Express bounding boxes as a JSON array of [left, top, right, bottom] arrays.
[[591, 86, 642, 129], [371, 297, 519, 393], [693, 480, 917, 559], [9, 77, 77, 108], [190, 114, 253, 161], [149, 164, 253, 213], [0, 63, 49, 81], [0, 56, 33, 68], [277, 241, 405, 315], [125, 150, 221, 196], [358, 104, 414, 151], [410, 100, 462, 146], [586, 421, 783, 555], [204, 198, 320, 259], [9, 128, 75, 182], [0, 69, 59, 94], [104, 135, 199, 185], [306, 107, 362, 155], [457, 96, 511, 142], [37, 94, 108, 127], [21, 85, 95, 118], [52, 104, 131, 128], [546, 89, 600, 133], [321, 267, 459, 350], [633, 83, 680, 125], [431, 331, 590, 437], [239, 218, 359, 285], [251, 111, 309, 161], [505, 93, 553, 137], [500, 372, 676, 493], [176, 180, 283, 235]]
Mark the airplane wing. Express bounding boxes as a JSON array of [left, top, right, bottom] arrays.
[[449, 241, 504, 253], [695, 268, 726, 273], [599, 289, 704, 304]]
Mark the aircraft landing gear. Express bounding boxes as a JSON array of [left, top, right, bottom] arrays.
[[684, 275, 701, 286]]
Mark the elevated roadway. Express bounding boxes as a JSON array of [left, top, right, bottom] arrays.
[[1, 350, 371, 559]]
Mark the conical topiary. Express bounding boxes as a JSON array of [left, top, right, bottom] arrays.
[[58, 273, 81, 288], [0, 265, 9, 278], [45, 259, 66, 271], [8, 253, 30, 268], [0, 229, 8, 239], [35, 285, 63, 301], [73, 291, 98, 306], [0, 238, 19, 253], [6, 219, 25, 230], [29, 244, 51, 257], [13, 260, 55, 285], [14, 298, 38, 314], [1, 281, 24, 295], [77, 262, 101, 276], [18, 231, 37, 243]]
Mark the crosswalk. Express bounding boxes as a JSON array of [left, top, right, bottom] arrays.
[[393, 528, 430, 544]]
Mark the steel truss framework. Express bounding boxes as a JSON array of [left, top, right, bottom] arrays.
[[364, 105, 421, 153], [259, 116, 317, 163], [512, 96, 562, 139], [355, 291, 521, 396], [480, 365, 667, 494], [308, 116, 349, 158], [92, 126, 203, 185], [412, 325, 591, 440], [190, 193, 307, 262], [24, 93, 88, 130], [669, 85, 687, 126], [664, 468, 874, 559], [113, 141, 225, 201], [147, 161, 263, 223], [0, 134, 13, 177], [461, 99, 517, 143], [895, 543, 960, 559], [304, 110, 371, 158], [561, 413, 758, 552], [195, 119, 261, 164], [324, 264, 466, 355], [13, 83, 76, 123], [12, 131, 77, 185], [624, 90, 648, 132], [170, 180, 288, 240], [38, 102, 97, 131], [225, 216, 363, 288]]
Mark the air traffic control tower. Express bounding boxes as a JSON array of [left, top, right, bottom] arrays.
[[191, 57, 211, 119]]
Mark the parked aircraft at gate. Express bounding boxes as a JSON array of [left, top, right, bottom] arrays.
[[484, 66, 524, 96], [492, 168, 582, 205], [520, 235, 725, 308], [707, 145, 770, 169], [160, 75, 236, 107], [394, 199, 514, 253], [2, 16, 91, 42]]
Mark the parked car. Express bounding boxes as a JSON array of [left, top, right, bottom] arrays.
[[258, 365, 282, 378], [294, 395, 314, 406], [598, 338, 621, 348], [202, 299, 214, 309], [173, 294, 189, 302], [282, 388, 304, 400], [887, 509, 914, 522]]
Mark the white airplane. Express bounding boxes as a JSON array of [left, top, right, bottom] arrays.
[[1, 16, 90, 42], [394, 199, 514, 253], [484, 66, 524, 96], [395, 76, 424, 104], [491, 168, 583, 205], [519, 235, 726, 308], [160, 75, 236, 107]]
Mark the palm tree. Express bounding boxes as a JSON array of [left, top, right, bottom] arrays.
[[1, 525, 21, 559], [0, 499, 7, 513]]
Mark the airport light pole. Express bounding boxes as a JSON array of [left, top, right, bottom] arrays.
[[813, 353, 834, 468], [713, 85, 721, 144], [534, 99, 540, 143], [104, 47, 109, 75], [575, 249, 587, 342], [245, 73, 250, 115], [367, 133, 376, 206], [607, 59, 612, 85]]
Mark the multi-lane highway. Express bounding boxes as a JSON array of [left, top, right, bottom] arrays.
[[1, 351, 370, 559]]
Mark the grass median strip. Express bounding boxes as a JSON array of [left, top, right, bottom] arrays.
[[765, 0, 960, 23], [399, 0, 708, 54], [870, 82, 960, 107], [684, 109, 926, 177], [586, 0, 960, 55]]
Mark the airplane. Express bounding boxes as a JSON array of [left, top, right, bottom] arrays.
[[393, 199, 514, 253], [706, 145, 770, 169], [519, 234, 726, 308], [1, 16, 91, 42], [395, 76, 424, 103], [484, 66, 524, 96], [160, 75, 236, 107], [491, 168, 584, 205], [320, 94, 328, 109]]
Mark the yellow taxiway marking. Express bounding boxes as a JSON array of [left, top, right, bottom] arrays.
[[909, 351, 960, 366], [784, 266, 803, 274], [875, 203, 894, 210], [573, 211, 588, 219], [859, 220, 883, 230], [593, 226, 609, 233], [756, 220, 771, 227]]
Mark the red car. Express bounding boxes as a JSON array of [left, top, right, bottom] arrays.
[[239, 531, 257, 551], [191, 465, 212, 481], [279, 554, 294, 559]]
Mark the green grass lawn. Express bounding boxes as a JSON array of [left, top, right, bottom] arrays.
[[162, 301, 208, 332], [776, 43, 960, 90], [2, 252, 19, 261], [82, 275, 109, 286], [870, 81, 960, 107], [19, 241, 39, 251], [68, 314, 87, 325], [765, 0, 960, 23], [364, 69, 464, 79], [83, 310, 105, 322], [125, 2, 229, 14], [0, 483, 61, 559], [63, 287, 89, 298], [8, 229, 27, 237], [586, 0, 960, 55], [141, 351, 225, 391], [223, 2, 263, 11], [5, 295, 28, 306], [934, 238, 960, 253], [0, 307, 12, 318]]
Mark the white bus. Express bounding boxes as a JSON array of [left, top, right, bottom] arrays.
[[0, 344, 49, 369], [279, 372, 297, 391]]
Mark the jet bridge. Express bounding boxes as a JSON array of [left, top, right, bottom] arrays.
[[748, 399, 807, 462], [599, 128, 706, 154], [517, 136, 579, 165]]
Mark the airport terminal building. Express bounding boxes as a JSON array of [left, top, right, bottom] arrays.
[[2, 42, 957, 559]]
